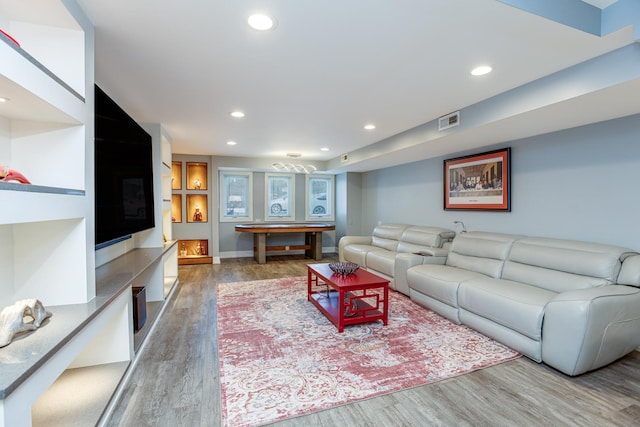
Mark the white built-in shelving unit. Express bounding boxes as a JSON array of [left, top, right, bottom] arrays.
[[0, 2, 178, 425], [0, 0, 92, 309]]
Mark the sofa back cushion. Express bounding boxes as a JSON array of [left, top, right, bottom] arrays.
[[618, 254, 640, 287], [371, 223, 409, 251], [397, 226, 455, 253], [446, 232, 522, 278], [502, 237, 636, 293]]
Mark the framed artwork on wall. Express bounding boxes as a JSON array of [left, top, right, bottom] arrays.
[[444, 147, 511, 211]]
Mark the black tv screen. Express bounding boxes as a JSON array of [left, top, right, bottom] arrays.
[[95, 85, 155, 247]]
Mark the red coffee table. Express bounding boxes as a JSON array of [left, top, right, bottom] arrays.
[[307, 263, 389, 332]]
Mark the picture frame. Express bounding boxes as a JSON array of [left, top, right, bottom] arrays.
[[444, 147, 511, 211]]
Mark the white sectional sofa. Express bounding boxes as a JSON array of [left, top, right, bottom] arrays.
[[338, 223, 455, 295], [407, 231, 640, 376]]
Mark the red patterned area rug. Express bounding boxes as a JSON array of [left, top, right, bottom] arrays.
[[217, 276, 520, 427]]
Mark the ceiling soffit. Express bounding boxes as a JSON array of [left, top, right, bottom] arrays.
[[499, 0, 640, 38]]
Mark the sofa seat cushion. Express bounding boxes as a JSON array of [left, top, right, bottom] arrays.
[[343, 244, 383, 267], [407, 264, 490, 308], [366, 250, 396, 277], [458, 278, 557, 341]]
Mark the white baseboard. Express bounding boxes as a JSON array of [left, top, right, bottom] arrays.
[[220, 250, 254, 259]]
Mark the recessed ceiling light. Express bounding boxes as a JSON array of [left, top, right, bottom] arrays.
[[364, 124, 376, 130], [227, 141, 237, 146], [0, 97, 9, 103], [248, 13, 275, 31], [230, 111, 245, 118], [471, 65, 492, 76], [320, 147, 329, 152]]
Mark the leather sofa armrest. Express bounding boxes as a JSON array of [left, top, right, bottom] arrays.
[[542, 285, 640, 376], [394, 253, 429, 295], [394, 252, 448, 295], [338, 236, 372, 262], [415, 247, 449, 258]]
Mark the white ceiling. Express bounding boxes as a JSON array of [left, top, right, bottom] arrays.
[[76, 0, 636, 172]]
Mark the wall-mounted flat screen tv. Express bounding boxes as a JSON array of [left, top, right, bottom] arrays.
[[95, 85, 155, 247]]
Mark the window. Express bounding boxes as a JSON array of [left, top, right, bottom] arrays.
[[265, 173, 295, 221], [306, 175, 334, 221], [220, 171, 252, 222]]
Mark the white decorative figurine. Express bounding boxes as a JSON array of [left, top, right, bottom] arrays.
[[0, 299, 52, 347]]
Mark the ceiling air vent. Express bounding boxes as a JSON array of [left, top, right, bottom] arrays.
[[438, 111, 460, 131]]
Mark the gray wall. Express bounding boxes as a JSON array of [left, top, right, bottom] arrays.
[[172, 154, 213, 251], [208, 113, 640, 258], [218, 172, 337, 256], [359, 114, 640, 250], [335, 172, 363, 242]]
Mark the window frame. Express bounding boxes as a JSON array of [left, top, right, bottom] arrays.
[[265, 173, 295, 222], [219, 171, 253, 223], [305, 174, 335, 221]]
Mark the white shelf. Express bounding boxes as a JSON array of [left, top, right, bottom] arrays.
[[0, 1, 87, 190], [162, 172, 171, 201], [0, 69, 86, 189], [161, 133, 172, 166], [0, 218, 89, 308], [0, 288, 132, 427], [163, 242, 178, 298], [32, 362, 129, 427], [0, 186, 84, 225], [0, 58, 83, 123], [0, 5, 90, 305], [0, 0, 85, 98], [164, 275, 178, 298], [161, 130, 173, 241], [133, 301, 161, 352], [95, 245, 178, 354]]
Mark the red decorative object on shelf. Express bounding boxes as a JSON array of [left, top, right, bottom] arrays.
[[193, 207, 203, 221], [0, 166, 31, 184], [0, 29, 20, 47]]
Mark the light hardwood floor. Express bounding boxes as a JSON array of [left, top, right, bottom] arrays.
[[105, 255, 640, 427]]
